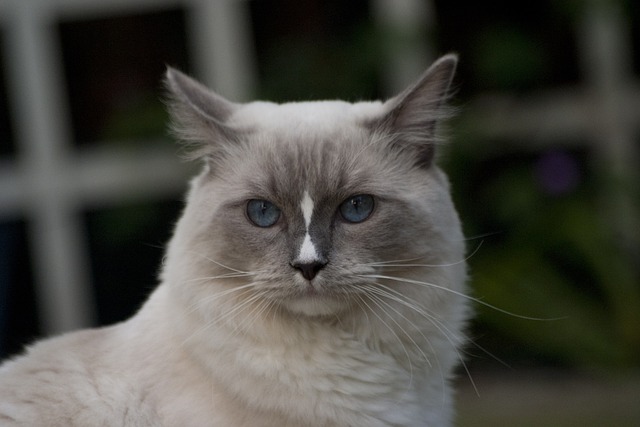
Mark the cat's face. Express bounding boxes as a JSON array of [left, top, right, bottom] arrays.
[[163, 56, 466, 320]]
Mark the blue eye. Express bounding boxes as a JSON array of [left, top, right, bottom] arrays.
[[247, 199, 281, 227], [339, 195, 374, 223]]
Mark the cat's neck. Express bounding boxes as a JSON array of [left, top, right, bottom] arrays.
[[146, 277, 435, 375], [142, 282, 441, 426]]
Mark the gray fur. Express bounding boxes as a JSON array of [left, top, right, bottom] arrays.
[[0, 55, 468, 426]]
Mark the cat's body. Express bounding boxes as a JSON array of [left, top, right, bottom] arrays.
[[0, 55, 468, 426]]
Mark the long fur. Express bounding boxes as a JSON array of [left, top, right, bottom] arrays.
[[0, 55, 469, 427]]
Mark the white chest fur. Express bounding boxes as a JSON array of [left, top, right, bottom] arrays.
[[169, 291, 452, 427]]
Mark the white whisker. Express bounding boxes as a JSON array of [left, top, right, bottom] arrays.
[[183, 272, 255, 283], [354, 293, 415, 388], [181, 286, 260, 346], [364, 240, 484, 269], [233, 294, 277, 336], [360, 286, 432, 368], [364, 282, 478, 396], [210, 291, 264, 327], [358, 274, 561, 321], [463, 231, 502, 241], [364, 283, 465, 345], [185, 250, 251, 274], [185, 282, 257, 314]]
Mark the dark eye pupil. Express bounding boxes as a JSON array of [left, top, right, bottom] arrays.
[[247, 199, 281, 227], [340, 195, 374, 223]]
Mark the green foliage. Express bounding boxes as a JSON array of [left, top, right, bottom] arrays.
[[435, 0, 640, 370], [471, 25, 549, 91], [256, 23, 383, 102], [445, 129, 640, 369], [101, 92, 169, 143], [93, 0, 640, 371]]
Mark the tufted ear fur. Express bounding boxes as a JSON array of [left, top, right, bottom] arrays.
[[164, 67, 240, 161], [376, 54, 458, 168]]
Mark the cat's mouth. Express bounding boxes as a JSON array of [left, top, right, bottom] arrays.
[[280, 282, 348, 317]]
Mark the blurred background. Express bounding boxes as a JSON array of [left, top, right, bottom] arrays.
[[0, 0, 638, 424]]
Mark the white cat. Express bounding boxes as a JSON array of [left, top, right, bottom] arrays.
[[0, 54, 468, 426]]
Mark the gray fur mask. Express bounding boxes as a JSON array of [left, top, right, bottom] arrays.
[[163, 55, 466, 319]]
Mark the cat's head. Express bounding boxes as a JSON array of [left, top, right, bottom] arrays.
[[162, 55, 466, 320]]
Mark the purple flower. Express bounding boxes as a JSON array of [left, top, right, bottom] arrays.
[[535, 150, 581, 195]]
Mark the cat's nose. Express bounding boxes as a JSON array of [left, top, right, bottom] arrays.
[[291, 260, 327, 281]]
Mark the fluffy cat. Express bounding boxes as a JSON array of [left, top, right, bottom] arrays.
[[0, 54, 468, 426]]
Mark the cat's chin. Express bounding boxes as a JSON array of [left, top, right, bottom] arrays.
[[282, 294, 347, 317]]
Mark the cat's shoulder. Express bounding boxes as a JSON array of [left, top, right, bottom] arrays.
[[0, 326, 161, 426], [1, 326, 113, 376]]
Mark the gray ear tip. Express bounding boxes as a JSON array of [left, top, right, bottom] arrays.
[[433, 53, 459, 72], [165, 66, 185, 85], [440, 52, 459, 62], [164, 67, 200, 99], [164, 67, 179, 91]]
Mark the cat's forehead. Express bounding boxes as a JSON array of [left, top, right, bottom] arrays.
[[214, 99, 404, 202], [229, 100, 384, 132]]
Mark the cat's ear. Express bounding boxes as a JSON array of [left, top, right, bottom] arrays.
[[376, 54, 457, 168], [164, 67, 239, 161]]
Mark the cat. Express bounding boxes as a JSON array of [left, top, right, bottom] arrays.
[[0, 54, 468, 426]]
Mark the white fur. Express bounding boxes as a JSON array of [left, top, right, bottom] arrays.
[[0, 55, 467, 426], [229, 101, 384, 134], [297, 190, 320, 262], [298, 232, 319, 263], [301, 190, 314, 227], [0, 170, 466, 426]]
